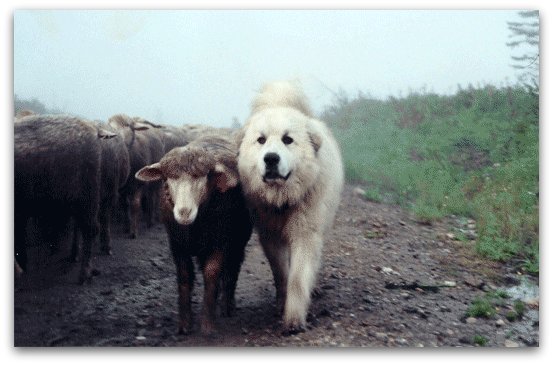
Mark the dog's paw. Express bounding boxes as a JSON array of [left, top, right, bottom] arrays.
[[281, 322, 306, 336]]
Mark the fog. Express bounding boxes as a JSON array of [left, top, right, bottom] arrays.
[[14, 10, 521, 127]]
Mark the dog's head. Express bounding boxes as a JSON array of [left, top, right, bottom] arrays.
[[237, 107, 322, 208]]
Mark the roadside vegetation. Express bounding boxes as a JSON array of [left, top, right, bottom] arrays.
[[324, 84, 538, 274]]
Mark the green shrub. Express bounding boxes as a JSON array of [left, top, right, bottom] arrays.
[[473, 335, 488, 346]]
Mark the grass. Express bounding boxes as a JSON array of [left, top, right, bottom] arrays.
[[466, 297, 496, 319], [324, 84, 539, 273], [473, 335, 488, 346]]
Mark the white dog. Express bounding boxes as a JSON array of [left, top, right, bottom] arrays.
[[237, 81, 344, 334]]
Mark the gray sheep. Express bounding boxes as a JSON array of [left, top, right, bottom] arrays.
[[108, 114, 164, 238], [15, 114, 113, 283], [136, 133, 252, 335], [71, 121, 130, 258]]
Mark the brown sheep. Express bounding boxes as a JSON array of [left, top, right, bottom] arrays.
[[136, 133, 252, 335], [14, 114, 112, 284]]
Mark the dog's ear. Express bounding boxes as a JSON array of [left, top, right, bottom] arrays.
[[308, 131, 322, 153], [211, 163, 239, 193]]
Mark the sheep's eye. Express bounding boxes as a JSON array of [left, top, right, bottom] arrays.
[[282, 135, 293, 145], [257, 136, 266, 144]]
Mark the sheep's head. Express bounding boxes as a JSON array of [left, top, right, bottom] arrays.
[[108, 114, 151, 133], [135, 143, 239, 226]]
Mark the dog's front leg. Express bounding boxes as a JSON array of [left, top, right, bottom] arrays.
[[283, 233, 323, 334]]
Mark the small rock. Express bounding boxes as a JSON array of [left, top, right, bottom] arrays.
[[318, 308, 331, 317], [504, 339, 519, 348], [381, 267, 394, 274], [520, 336, 538, 346], [415, 343, 424, 347], [503, 274, 521, 286], [136, 320, 147, 327], [443, 281, 456, 287], [135, 336, 146, 341], [495, 319, 505, 327], [524, 297, 539, 309], [396, 338, 408, 346], [374, 332, 388, 341], [353, 187, 366, 196], [465, 317, 477, 324], [464, 277, 486, 289], [465, 231, 478, 240], [362, 295, 374, 304], [446, 329, 454, 336], [398, 220, 406, 226], [400, 292, 411, 299], [446, 233, 456, 240]]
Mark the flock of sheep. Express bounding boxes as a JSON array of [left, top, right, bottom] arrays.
[[15, 111, 244, 335], [14, 112, 229, 281]]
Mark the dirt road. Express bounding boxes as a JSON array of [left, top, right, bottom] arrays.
[[14, 185, 539, 347]]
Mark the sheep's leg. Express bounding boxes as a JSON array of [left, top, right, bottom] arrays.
[[14, 212, 28, 272], [119, 192, 131, 233], [174, 255, 194, 335], [70, 218, 80, 262], [260, 237, 290, 316], [76, 212, 99, 285], [129, 188, 143, 239], [144, 184, 159, 227], [98, 203, 112, 255], [201, 250, 224, 335], [220, 246, 246, 317], [282, 233, 323, 334]]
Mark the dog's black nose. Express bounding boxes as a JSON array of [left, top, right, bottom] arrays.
[[264, 152, 280, 167]]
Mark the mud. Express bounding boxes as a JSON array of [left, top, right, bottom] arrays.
[[14, 185, 539, 347]]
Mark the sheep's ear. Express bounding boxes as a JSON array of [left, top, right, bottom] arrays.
[[136, 163, 163, 182], [131, 121, 150, 131], [308, 131, 322, 153], [233, 128, 246, 147], [212, 163, 239, 193], [98, 128, 117, 139]]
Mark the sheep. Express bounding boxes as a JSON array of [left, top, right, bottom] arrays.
[[135, 133, 253, 335], [71, 121, 130, 259], [14, 114, 112, 284], [14, 109, 35, 121], [108, 114, 164, 238], [160, 126, 190, 153]]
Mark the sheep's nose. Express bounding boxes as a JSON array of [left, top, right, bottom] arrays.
[[178, 207, 192, 218], [264, 152, 280, 167]]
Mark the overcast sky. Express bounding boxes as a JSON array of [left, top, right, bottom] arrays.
[[14, 10, 524, 127]]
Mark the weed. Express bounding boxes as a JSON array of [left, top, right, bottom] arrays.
[[466, 297, 496, 318], [473, 335, 488, 346]]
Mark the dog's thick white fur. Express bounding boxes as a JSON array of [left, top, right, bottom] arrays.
[[237, 81, 344, 333]]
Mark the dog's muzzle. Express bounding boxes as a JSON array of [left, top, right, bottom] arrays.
[[263, 152, 290, 182]]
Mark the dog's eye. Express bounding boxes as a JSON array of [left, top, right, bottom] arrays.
[[257, 136, 266, 144], [282, 135, 294, 145]]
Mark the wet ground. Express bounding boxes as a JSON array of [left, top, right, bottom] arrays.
[[14, 185, 539, 347]]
